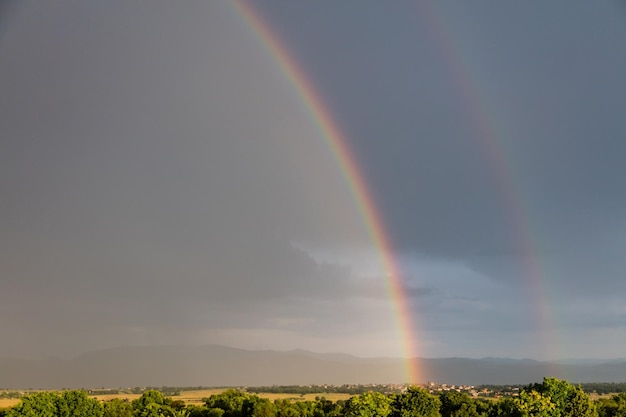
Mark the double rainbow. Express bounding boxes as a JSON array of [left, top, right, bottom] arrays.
[[232, 0, 560, 382]]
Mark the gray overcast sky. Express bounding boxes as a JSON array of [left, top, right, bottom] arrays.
[[1, 0, 626, 361]]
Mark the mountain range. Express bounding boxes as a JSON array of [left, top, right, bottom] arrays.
[[1, 345, 626, 389]]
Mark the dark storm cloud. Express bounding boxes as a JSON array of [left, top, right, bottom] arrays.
[[2, 0, 626, 360], [255, 1, 626, 295]]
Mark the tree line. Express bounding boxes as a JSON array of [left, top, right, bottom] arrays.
[[3, 377, 626, 417]]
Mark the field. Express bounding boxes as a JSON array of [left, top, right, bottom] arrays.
[[0, 389, 353, 409], [0, 398, 19, 408], [176, 389, 351, 405]]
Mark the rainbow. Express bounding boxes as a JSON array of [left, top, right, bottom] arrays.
[[232, 1, 421, 383], [418, 2, 561, 361]]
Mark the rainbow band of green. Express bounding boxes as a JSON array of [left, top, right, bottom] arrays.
[[232, 0, 420, 383]]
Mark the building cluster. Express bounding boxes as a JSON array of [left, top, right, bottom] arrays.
[[425, 382, 521, 397]]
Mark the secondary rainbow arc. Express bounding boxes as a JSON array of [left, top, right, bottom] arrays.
[[419, 1, 561, 362], [232, 1, 420, 383]]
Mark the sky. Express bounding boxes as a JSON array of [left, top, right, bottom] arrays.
[[1, 0, 626, 362]]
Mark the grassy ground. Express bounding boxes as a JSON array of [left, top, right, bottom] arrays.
[[256, 392, 351, 402], [0, 398, 20, 408], [157, 389, 352, 405]]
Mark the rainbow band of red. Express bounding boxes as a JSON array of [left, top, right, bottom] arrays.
[[232, 1, 420, 383]]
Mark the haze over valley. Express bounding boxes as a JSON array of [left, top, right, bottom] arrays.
[[3, 345, 626, 389]]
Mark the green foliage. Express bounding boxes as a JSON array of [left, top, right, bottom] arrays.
[[597, 392, 626, 417], [133, 390, 167, 409], [274, 399, 300, 417], [7, 388, 193, 417], [512, 378, 597, 417], [344, 392, 392, 417], [205, 389, 253, 417], [613, 393, 626, 416], [438, 391, 485, 417], [391, 387, 441, 417], [103, 398, 134, 417], [0, 392, 22, 400], [132, 389, 177, 417], [171, 400, 187, 411], [207, 408, 227, 417], [185, 405, 204, 417], [6, 392, 59, 417], [513, 390, 555, 417], [580, 384, 626, 396], [527, 378, 572, 416], [562, 386, 597, 417], [185, 405, 224, 417], [57, 390, 103, 417], [250, 398, 276, 417], [1, 380, 618, 417], [314, 397, 343, 417], [296, 400, 318, 417], [595, 398, 617, 417], [487, 397, 520, 417]]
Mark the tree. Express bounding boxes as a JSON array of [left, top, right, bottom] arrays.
[[313, 397, 342, 417], [595, 398, 617, 417], [439, 391, 483, 417], [563, 386, 597, 417], [132, 390, 177, 417], [595, 393, 626, 417], [534, 377, 597, 417], [513, 390, 555, 417], [514, 377, 597, 417], [207, 408, 227, 417], [487, 398, 520, 417], [6, 392, 59, 417], [133, 390, 167, 410], [187, 405, 220, 417], [391, 387, 441, 417], [294, 400, 316, 417], [273, 399, 299, 417], [204, 390, 255, 417], [250, 398, 276, 417], [609, 392, 626, 417], [344, 392, 392, 417], [57, 390, 103, 417], [103, 399, 134, 417]]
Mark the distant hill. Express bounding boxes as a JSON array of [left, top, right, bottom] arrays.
[[1, 345, 626, 389]]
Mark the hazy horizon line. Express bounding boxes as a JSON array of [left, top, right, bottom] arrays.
[[4, 343, 625, 364]]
